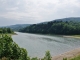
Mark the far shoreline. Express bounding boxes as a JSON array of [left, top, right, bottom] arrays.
[[0, 33, 17, 36], [18, 32, 80, 39], [63, 35, 80, 39]]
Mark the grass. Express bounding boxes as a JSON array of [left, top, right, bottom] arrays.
[[63, 56, 80, 60], [70, 56, 80, 60]]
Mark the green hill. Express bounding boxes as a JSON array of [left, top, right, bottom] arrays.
[[39, 17, 80, 24], [19, 17, 80, 35], [54, 17, 80, 22], [4, 24, 31, 31]]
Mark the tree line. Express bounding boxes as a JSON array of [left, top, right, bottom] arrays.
[[0, 28, 14, 34], [19, 21, 80, 35]]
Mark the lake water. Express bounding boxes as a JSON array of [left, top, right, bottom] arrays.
[[12, 32, 80, 58]]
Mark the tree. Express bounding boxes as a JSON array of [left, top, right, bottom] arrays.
[[19, 21, 80, 35], [0, 35, 28, 60], [0, 28, 14, 34], [44, 51, 51, 60], [20, 48, 28, 60], [31, 57, 38, 60]]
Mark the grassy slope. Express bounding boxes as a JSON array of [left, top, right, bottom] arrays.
[[70, 55, 80, 60]]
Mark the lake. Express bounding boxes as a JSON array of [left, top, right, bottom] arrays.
[[12, 32, 80, 58]]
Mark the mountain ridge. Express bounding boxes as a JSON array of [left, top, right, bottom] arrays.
[[2, 24, 31, 31], [39, 17, 80, 24]]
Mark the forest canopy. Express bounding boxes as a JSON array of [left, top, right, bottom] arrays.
[[19, 21, 80, 35], [0, 28, 14, 34]]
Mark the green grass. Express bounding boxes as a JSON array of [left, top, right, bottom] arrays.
[[63, 56, 80, 60], [70, 56, 80, 60]]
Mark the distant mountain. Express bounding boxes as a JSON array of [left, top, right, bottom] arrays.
[[4, 24, 31, 31], [54, 17, 80, 22], [39, 17, 80, 24]]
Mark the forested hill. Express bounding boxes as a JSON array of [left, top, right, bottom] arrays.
[[53, 17, 80, 22], [4, 24, 31, 31], [0, 28, 14, 34], [38, 17, 80, 24], [19, 18, 80, 35]]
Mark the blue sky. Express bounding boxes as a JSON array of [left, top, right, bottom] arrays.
[[0, 0, 80, 26]]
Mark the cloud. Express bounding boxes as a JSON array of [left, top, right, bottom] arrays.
[[0, 11, 42, 22], [6, 7, 18, 11], [0, 0, 80, 24]]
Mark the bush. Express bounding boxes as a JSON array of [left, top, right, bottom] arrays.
[[44, 51, 51, 60], [0, 35, 28, 60], [63, 58, 67, 60]]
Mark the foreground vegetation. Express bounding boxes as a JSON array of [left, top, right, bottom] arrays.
[[0, 35, 27, 60]]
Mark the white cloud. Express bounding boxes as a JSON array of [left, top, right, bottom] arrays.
[[0, 0, 80, 23], [6, 7, 18, 11], [0, 11, 42, 21]]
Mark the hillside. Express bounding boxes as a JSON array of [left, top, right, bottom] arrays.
[[4, 24, 31, 31], [39, 17, 80, 24], [19, 17, 80, 35], [55, 17, 80, 22]]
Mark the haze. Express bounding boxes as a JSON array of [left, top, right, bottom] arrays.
[[0, 0, 80, 26]]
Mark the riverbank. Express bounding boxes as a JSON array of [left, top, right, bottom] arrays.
[[63, 35, 80, 39], [20, 32, 80, 39], [0, 33, 17, 36], [52, 48, 80, 60]]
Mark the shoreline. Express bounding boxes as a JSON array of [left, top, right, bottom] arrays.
[[63, 36, 80, 39], [52, 48, 80, 60], [0, 33, 17, 36]]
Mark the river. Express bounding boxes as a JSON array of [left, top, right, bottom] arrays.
[[12, 32, 80, 58]]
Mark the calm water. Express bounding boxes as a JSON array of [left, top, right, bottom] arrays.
[[12, 32, 80, 58]]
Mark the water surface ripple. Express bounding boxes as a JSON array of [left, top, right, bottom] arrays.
[[12, 32, 80, 58]]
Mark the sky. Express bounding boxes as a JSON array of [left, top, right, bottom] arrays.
[[0, 0, 80, 26]]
